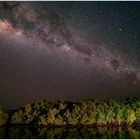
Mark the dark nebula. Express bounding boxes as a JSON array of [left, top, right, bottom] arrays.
[[0, 2, 139, 108]]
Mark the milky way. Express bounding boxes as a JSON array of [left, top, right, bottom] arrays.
[[0, 2, 140, 108]]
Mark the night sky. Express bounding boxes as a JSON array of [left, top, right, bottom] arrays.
[[0, 2, 140, 108]]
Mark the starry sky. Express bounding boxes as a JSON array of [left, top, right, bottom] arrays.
[[0, 1, 140, 108]]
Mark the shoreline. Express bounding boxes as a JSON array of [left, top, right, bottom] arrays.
[[2, 123, 140, 129]]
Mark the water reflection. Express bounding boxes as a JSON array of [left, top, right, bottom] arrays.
[[0, 126, 140, 139]]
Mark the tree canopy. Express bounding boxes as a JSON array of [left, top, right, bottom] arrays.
[[9, 97, 140, 126], [0, 106, 8, 126]]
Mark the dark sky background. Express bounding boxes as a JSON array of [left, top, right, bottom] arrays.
[[0, 2, 140, 108]]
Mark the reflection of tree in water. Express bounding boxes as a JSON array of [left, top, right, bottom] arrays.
[[96, 127, 118, 139], [128, 127, 140, 139], [8, 126, 33, 139], [1, 126, 140, 138], [9, 126, 22, 138], [65, 128, 81, 139], [0, 127, 6, 138], [80, 128, 96, 139], [38, 127, 65, 139]]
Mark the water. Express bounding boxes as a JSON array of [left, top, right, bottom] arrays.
[[0, 126, 140, 139]]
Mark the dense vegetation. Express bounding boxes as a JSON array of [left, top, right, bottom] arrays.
[[9, 97, 140, 126], [0, 106, 8, 126], [1, 97, 140, 126]]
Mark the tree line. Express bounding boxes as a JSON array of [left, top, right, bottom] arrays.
[[1, 97, 140, 126]]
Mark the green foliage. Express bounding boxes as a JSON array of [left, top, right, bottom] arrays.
[[55, 115, 63, 125], [11, 110, 24, 124], [0, 106, 8, 126], [8, 97, 140, 126], [125, 108, 136, 125], [38, 115, 47, 125], [46, 108, 59, 124], [114, 106, 124, 125]]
